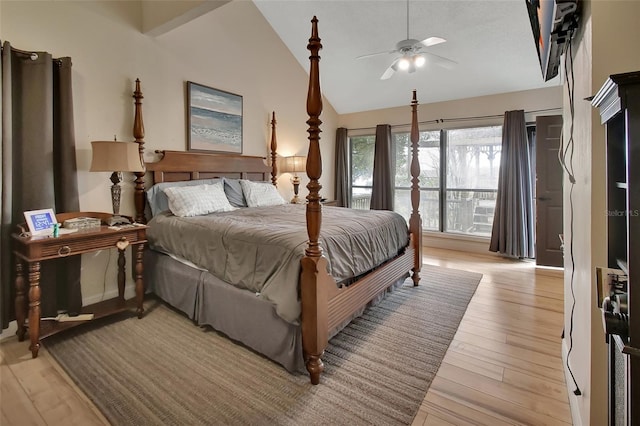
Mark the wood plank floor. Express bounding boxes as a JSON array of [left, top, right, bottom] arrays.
[[1, 247, 571, 425], [412, 248, 572, 425]]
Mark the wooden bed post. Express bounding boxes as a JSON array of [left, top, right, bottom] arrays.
[[133, 78, 146, 224], [270, 112, 278, 186], [409, 90, 423, 285], [301, 16, 328, 385]]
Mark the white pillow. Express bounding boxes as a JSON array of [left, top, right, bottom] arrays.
[[146, 178, 222, 217], [239, 180, 287, 207], [163, 182, 236, 217]]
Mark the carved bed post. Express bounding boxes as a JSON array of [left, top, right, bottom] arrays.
[[270, 111, 278, 186], [301, 16, 328, 385], [409, 90, 423, 285], [133, 79, 146, 223]]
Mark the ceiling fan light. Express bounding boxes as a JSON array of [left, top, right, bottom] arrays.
[[414, 55, 426, 67], [398, 57, 410, 70]]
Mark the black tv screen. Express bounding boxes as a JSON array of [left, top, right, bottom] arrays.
[[525, 0, 579, 81]]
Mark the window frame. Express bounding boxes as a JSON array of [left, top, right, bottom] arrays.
[[348, 123, 502, 237]]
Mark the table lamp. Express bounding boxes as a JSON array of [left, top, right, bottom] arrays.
[[90, 140, 144, 225], [282, 156, 306, 204]]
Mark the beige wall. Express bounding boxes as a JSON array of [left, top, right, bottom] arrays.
[[141, 1, 230, 36], [340, 86, 562, 132], [565, 1, 640, 424], [1, 1, 338, 304]]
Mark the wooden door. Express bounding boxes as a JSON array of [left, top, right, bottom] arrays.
[[535, 115, 564, 267]]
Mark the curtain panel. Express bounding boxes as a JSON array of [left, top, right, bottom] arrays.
[[1, 41, 81, 329], [334, 127, 350, 207], [489, 110, 535, 259], [370, 124, 394, 211]]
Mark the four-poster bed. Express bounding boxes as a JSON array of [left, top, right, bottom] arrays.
[[132, 17, 423, 384]]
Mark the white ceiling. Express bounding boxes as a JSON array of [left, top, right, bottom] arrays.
[[252, 0, 560, 114]]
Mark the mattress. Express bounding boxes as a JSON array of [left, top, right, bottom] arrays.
[[146, 204, 409, 324]]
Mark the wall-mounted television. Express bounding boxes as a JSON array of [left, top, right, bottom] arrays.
[[525, 0, 579, 81]]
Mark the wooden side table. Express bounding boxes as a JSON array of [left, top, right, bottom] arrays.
[[12, 212, 147, 358]]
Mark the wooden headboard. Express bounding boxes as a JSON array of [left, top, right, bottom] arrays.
[[131, 79, 279, 223], [146, 150, 271, 184]]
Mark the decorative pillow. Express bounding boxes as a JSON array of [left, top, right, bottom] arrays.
[[164, 182, 236, 217], [239, 180, 287, 207], [222, 178, 248, 208], [146, 178, 221, 217]]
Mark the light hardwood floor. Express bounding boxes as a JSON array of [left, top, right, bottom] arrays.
[[1, 247, 571, 425], [413, 248, 571, 425]]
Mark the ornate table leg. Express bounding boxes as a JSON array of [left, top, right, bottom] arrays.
[[117, 247, 126, 301], [15, 261, 26, 341], [135, 243, 145, 318], [28, 261, 41, 358]]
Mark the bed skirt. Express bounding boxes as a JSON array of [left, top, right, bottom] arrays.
[[144, 250, 407, 374]]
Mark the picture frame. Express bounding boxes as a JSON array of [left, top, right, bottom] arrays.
[[187, 81, 243, 154], [23, 208, 57, 236]]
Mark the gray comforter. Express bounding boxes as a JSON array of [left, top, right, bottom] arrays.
[[147, 204, 409, 324]]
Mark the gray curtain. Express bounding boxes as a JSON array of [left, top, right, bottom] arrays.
[[489, 110, 535, 258], [1, 41, 81, 329], [334, 127, 350, 207], [370, 124, 394, 210]]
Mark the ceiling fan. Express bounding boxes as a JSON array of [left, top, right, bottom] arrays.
[[357, 0, 456, 80]]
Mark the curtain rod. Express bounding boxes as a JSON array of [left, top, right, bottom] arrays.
[[0, 42, 64, 63], [0, 42, 39, 60], [346, 107, 562, 132]]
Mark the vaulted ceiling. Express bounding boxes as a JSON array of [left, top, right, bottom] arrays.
[[145, 0, 560, 114]]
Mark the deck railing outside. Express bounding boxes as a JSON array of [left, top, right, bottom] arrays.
[[350, 189, 497, 237]]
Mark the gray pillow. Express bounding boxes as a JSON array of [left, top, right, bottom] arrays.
[[146, 178, 221, 217], [223, 178, 248, 208]]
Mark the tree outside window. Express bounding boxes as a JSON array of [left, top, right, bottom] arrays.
[[349, 125, 501, 237]]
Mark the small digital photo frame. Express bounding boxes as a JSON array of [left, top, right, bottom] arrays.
[[23, 208, 57, 236]]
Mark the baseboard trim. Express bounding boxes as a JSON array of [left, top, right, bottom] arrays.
[[563, 339, 585, 426], [423, 231, 499, 254]]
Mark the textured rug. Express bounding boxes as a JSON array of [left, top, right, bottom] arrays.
[[45, 264, 481, 426]]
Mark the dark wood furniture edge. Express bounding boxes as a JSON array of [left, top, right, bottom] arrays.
[[409, 90, 423, 285], [301, 16, 326, 385], [299, 18, 423, 384], [12, 211, 147, 357], [271, 111, 278, 186], [133, 79, 146, 224], [146, 150, 271, 178]]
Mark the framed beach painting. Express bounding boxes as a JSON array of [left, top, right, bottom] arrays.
[[187, 81, 243, 153]]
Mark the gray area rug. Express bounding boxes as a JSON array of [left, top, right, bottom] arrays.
[[45, 264, 481, 425]]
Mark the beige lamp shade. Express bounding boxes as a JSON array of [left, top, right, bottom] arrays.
[[281, 156, 306, 174], [89, 141, 144, 172]]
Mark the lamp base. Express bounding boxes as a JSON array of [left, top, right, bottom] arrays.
[[106, 215, 131, 226], [291, 177, 301, 204]]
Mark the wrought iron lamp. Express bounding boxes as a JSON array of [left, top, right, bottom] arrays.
[[90, 140, 144, 225], [282, 156, 306, 204]]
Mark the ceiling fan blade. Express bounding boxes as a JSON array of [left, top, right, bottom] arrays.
[[356, 50, 395, 60], [380, 59, 399, 80], [419, 36, 446, 47], [424, 51, 457, 70], [381, 66, 396, 80]]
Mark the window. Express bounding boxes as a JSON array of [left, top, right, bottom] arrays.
[[393, 131, 440, 231], [444, 126, 501, 236], [349, 125, 501, 237], [350, 135, 375, 209]]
